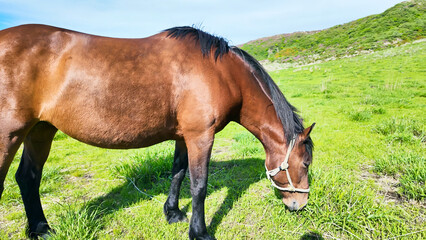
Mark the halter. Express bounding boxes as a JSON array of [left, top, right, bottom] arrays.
[[265, 138, 310, 193]]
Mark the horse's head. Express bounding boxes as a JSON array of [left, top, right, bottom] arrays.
[[265, 123, 315, 211]]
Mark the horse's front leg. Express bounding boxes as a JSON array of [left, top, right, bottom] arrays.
[[164, 140, 189, 223], [186, 133, 214, 240]]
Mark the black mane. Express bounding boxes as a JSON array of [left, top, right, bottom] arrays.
[[164, 26, 229, 61], [165, 26, 310, 149]]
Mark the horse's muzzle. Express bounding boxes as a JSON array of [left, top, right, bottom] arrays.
[[283, 198, 307, 211]]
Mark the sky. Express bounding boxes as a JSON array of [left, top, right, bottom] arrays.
[[0, 0, 405, 45]]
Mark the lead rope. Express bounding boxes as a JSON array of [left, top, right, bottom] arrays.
[[265, 138, 310, 193]]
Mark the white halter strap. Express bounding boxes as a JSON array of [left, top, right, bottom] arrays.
[[265, 138, 310, 193]]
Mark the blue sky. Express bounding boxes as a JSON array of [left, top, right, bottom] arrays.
[[0, 0, 404, 45]]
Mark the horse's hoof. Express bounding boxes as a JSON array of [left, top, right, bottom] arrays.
[[189, 230, 216, 240], [39, 231, 54, 240], [189, 233, 216, 240], [28, 222, 53, 239], [165, 208, 188, 224]]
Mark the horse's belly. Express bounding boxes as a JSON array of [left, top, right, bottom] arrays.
[[43, 89, 178, 149], [54, 115, 177, 149]]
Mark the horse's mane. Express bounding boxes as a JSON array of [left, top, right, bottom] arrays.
[[230, 47, 306, 145], [164, 26, 229, 61], [164, 26, 312, 149]]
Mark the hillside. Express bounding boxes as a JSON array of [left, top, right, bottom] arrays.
[[241, 0, 425, 64]]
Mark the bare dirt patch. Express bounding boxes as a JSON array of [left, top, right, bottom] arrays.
[[360, 166, 425, 208]]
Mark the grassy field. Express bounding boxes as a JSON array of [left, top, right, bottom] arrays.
[[0, 41, 425, 239]]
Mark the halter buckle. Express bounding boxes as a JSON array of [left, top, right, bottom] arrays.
[[279, 162, 289, 170]]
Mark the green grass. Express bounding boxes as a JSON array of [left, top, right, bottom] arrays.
[[374, 152, 425, 200], [0, 40, 425, 240], [241, 0, 425, 63], [48, 204, 104, 240], [373, 117, 425, 143]]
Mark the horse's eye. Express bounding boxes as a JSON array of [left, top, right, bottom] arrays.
[[303, 161, 310, 168]]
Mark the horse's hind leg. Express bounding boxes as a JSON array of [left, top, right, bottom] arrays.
[[0, 126, 28, 200], [164, 140, 189, 223], [15, 122, 57, 238]]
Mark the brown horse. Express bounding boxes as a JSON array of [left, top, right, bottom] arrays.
[[0, 24, 314, 239]]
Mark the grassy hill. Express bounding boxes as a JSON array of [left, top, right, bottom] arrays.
[[241, 0, 425, 63]]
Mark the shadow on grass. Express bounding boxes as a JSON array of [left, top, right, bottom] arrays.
[[84, 156, 266, 236], [300, 231, 324, 240]]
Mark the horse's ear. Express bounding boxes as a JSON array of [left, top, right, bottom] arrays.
[[301, 123, 316, 140]]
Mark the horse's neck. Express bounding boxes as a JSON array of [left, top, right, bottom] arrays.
[[237, 75, 286, 167]]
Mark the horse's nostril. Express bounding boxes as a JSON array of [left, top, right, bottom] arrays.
[[291, 200, 299, 210], [283, 198, 300, 211]]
